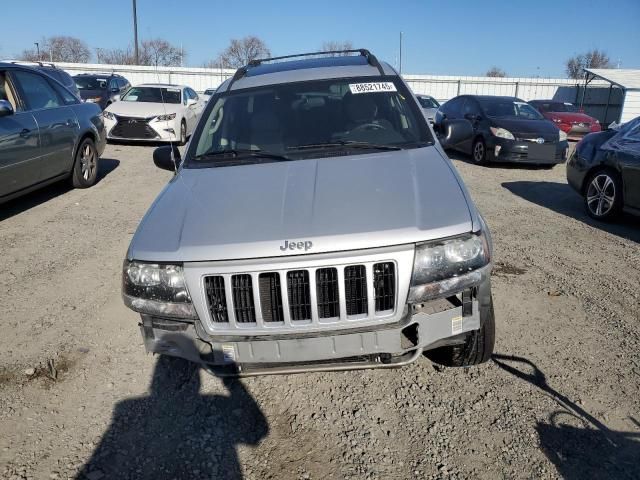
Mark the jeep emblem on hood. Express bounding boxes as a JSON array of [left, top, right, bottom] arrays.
[[280, 240, 313, 252]]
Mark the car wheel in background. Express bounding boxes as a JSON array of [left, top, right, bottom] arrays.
[[472, 137, 488, 165], [179, 120, 187, 146], [425, 297, 495, 367], [584, 169, 622, 221], [71, 138, 99, 188]]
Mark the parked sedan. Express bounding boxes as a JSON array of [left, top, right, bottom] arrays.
[[529, 100, 601, 139], [434, 95, 569, 165], [567, 117, 640, 220], [103, 84, 204, 145], [201, 88, 217, 102], [416, 94, 440, 122], [0, 62, 106, 204]]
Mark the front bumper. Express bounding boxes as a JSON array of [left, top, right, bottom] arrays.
[[488, 137, 569, 164], [104, 117, 179, 142]]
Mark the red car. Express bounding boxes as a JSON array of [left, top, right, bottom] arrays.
[[528, 100, 601, 139]]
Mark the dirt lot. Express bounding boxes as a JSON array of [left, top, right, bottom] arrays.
[[1, 143, 639, 480]]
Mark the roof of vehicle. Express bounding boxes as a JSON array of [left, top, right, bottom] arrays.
[[528, 99, 570, 104], [467, 95, 520, 101], [218, 50, 397, 92], [137, 83, 186, 88], [73, 72, 123, 77]]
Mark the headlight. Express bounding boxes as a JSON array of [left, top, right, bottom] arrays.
[[103, 111, 115, 120], [156, 113, 176, 121], [559, 130, 568, 141], [490, 127, 515, 140], [408, 231, 491, 302], [552, 118, 562, 123], [122, 261, 197, 319], [86, 97, 102, 103]]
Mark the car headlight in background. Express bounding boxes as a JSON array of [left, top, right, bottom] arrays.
[[102, 111, 115, 120], [559, 130, 568, 141], [122, 261, 197, 319], [490, 127, 515, 140], [156, 113, 176, 121], [408, 231, 491, 302], [85, 97, 102, 103], [552, 118, 562, 123]]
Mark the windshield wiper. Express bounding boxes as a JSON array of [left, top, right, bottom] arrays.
[[287, 141, 402, 151], [192, 149, 290, 162]]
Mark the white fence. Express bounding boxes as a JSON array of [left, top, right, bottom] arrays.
[[53, 62, 620, 122]]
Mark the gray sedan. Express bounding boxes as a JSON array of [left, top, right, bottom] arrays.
[[416, 94, 440, 122], [0, 62, 106, 204]]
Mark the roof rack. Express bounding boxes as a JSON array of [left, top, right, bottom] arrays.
[[6, 60, 58, 69], [226, 49, 386, 91]]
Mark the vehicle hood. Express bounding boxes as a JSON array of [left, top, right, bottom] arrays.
[[105, 101, 182, 118], [544, 112, 596, 123], [128, 148, 475, 262], [78, 89, 106, 100], [491, 117, 560, 139]]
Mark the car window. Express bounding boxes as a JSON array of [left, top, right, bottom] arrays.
[[418, 96, 438, 109], [444, 97, 463, 117], [188, 88, 198, 101], [50, 81, 78, 105], [462, 98, 481, 117], [0, 72, 19, 110], [193, 76, 431, 162], [121, 86, 181, 104], [11, 70, 61, 110], [477, 98, 543, 120], [109, 78, 119, 91], [76, 76, 108, 90]]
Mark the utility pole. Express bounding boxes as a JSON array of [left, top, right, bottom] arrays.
[[399, 32, 403, 74], [34, 42, 40, 61], [132, 0, 139, 64]]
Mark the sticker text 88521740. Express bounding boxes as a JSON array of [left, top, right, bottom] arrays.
[[349, 82, 397, 94]]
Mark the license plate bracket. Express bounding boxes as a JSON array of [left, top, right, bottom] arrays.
[[528, 144, 555, 161]]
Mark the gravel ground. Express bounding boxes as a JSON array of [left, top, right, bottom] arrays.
[[1, 143, 639, 480]]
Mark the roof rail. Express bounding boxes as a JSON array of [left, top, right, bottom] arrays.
[[226, 49, 385, 91], [5, 60, 58, 68]]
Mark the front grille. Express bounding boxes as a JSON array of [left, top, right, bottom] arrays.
[[203, 262, 397, 329], [231, 275, 255, 323], [345, 265, 368, 316], [111, 116, 158, 139], [287, 270, 312, 320], [204, 276, 228, 323]]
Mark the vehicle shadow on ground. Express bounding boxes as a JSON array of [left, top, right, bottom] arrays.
[[492, 354, 640, 479], [0, 159, 120, 222], [76, 355, 268, 480], [502, 181, 640, 244]]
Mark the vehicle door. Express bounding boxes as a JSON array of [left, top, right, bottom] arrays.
[[183, 88, 198, 133], [0, 70, 40, 198], [187, 88, 204, 122], [108, 77, 120, 102], [461, 97, 483, 152], [9, 69, 80, 182], [613, 123, 640, 209]]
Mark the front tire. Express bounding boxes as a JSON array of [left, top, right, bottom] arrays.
[[71, 138, 99, 188], [472, 137, 488, 165], [584, 169, 622, 221], [179, 120, 187, 146], [425, 297, 495, 367]]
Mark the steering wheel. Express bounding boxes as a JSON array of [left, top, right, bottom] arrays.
[[352, 122, 386, 132]]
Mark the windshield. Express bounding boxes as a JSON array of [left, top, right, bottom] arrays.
[[121, 86, 182, 104], [75, 77, 108, 90], [192, 77, 431, 163], [479, 99, 543, 120], [418, 96, 439, 109], [538, 102, 578, 113]]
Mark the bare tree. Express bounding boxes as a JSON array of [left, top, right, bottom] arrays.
[[95, 46, 136, 65], [215, 36, 271, 68], [321, 41, 354, 55], [486, 66, 507, 78], [19, 36, 91, 63], [140, 38, 184, 67], [565, 49, 611, 79]]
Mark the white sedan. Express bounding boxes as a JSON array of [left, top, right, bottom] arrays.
[[103, 83, 205, 144]]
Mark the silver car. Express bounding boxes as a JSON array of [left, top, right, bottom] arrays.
[[122, 49, 494, 375], [417, 94, 440, 123]]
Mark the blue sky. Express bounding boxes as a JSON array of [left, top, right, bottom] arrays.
[[3, 0, 639, 77]]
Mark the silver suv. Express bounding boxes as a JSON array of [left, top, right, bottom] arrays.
[[122, 50, 495, 375]]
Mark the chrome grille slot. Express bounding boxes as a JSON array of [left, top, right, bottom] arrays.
[[316, 268, 339, 319], [259, 273, 284, 323], [287, 270, 312, 321], [344, 265, 368, 316], [374, 262, 395, 312], [204, 276, 228, 323], [231, 274, 256, 323]]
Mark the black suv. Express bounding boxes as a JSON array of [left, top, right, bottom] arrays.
[[6, 61, 80, 99], [73, 73, 131, 110]]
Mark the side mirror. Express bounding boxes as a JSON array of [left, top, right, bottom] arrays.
[[153, 145, 182, 172], [0, 99, 15, 117], [438, 119, 474, 149], [186, 98, 198, 106]]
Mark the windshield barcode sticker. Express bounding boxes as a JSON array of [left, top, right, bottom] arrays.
[[349, 82, 397, 94]]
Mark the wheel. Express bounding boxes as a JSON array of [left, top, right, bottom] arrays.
[[472, 137, 488, 165], [71, 138, 99, 188], [584, 169, 622, 221], [425, 297, 495, 367], [179, 120, 187, 146]]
